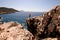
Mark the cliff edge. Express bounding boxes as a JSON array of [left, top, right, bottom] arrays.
[[26, 5, 60, 40]]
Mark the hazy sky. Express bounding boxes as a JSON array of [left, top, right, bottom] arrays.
[[0, 0, 60, 12]]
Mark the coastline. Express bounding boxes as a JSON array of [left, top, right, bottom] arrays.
[[0, 5, 60, 40]]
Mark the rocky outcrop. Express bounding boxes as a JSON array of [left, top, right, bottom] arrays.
[[0, 21, 35, 40], [26, 5, 60, 40], [42, 38, 59, 40]]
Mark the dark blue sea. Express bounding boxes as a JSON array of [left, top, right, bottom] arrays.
[[0, 12, 43, 28]]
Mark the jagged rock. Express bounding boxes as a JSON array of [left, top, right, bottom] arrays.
[[26, 5, 60, 40], [26, 16, 44, 40], [0, 22, 3, 25], [0, 21, 35, 40], [42, 38, 58, 40]]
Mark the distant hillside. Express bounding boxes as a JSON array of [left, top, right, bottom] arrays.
[[0, 7, 19, 14]]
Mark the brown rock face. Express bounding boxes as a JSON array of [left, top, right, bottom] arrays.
[[26, 5, 60, 40], [0, 22, 35, 40]]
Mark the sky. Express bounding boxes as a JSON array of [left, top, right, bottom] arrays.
[[0, 0, 60, 12]]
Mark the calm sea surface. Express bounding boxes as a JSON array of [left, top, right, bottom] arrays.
[[0, 12, 43, 28]]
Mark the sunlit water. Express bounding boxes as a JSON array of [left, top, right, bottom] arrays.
[[0, 12, 43, 28]]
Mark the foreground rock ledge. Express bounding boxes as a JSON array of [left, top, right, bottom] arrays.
[[0, 21, 35, 40], [26, 5, 60, 40]]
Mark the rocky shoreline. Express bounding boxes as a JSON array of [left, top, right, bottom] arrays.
[[0, 21, 35, 40], [0, 5, 60, 40], [26, 5, 60, 40]]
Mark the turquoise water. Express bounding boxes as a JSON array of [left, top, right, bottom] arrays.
[[0, 12, 43, 28]]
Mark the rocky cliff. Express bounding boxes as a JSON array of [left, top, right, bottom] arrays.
[[26, 5, 60, 40], [0, 22, 36, 40]]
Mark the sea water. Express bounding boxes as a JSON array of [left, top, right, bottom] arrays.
[[0, 12, 43, 28]]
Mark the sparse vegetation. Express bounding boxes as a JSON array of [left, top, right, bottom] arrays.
[[0, 7, 19, 14]]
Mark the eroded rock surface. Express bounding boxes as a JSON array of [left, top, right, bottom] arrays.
[[0, 21, 35, 40], [26, 5, 60, 40], [42, 38, 59, 40]]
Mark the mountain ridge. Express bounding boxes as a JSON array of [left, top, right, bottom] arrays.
[[0, 7, 19, 14]]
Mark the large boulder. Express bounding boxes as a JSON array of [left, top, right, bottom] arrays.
[[0, 21, 35, 40], [26, 5, 60, 40]]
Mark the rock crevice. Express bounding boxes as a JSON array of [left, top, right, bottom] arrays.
[[26, 5, 60, 40]]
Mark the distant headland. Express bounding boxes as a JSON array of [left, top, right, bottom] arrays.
[[0, 7, 19, 14]]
